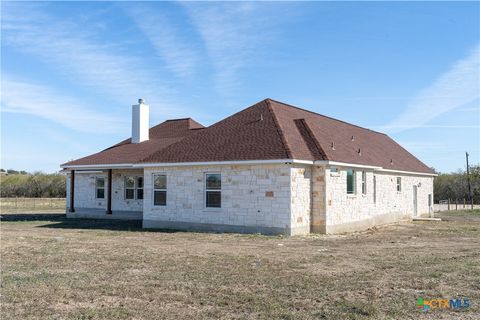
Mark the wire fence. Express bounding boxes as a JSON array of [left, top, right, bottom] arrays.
[[0, 197, 66, 213], [434, 199, 479, 212]]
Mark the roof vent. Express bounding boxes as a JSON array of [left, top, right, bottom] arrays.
[[358, 148, 361, 156], [331, 142, 335, 150], [260, 114, 263, 121], [390, 159, 394, 165], [351, 135, 355, 141]]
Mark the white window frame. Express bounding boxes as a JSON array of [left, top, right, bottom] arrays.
[[205, 172, 222, 208], [124, 176, 136, 200], [95, 177, 105, 199], [361, 171, 367, 195], [153, 174, 167, 206], [124, 176, 144, 200], [396, 177, 402, 192], [347, 169, 356, 195], [136, 176, 144, 200]]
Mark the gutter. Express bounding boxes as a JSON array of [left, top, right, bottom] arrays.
[[61, 159, 314, 170], [61, 159, 436, 177], [313, 160, 437, 177]]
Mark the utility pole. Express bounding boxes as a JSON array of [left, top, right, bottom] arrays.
[[466, 152, 472, 202]]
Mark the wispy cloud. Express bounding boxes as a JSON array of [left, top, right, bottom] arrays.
[[1, 78, 127, 134], [384, 44, 480, 132], [1, 2, 180, 116], [123, 4, 198, 79], [182, 2, 297, 95]]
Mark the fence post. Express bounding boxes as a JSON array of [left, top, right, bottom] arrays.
[[455, 199, 458, 210], [447, 199, 450, 211], [472, 198, 475, 210], [463, 198, 466, 209]]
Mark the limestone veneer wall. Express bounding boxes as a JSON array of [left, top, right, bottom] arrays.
[[66, 169, 144, 212], [142, 164, 295, 235], [290, 166, 312, 235], [324, 167, 434, 233]]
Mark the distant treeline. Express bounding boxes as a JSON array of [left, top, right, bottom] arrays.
[[434, 164, 480, 203], [0, 171, 66, 198]]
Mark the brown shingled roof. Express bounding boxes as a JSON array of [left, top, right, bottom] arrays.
[[62, 99, 433, 174], [62, 118, 204, 166]]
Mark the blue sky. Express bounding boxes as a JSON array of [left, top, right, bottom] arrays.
[[1, 1, 479, 173]]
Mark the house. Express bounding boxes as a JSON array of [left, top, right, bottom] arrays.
[[61, 98, 435, 235]]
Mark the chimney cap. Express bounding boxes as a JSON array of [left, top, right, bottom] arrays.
[[138, 98, 145, 104]]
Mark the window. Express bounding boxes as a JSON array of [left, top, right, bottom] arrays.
[[125, 176, 144, 200], [361, 171, 367, 195], [206, 173, 221, 208], [347, 169, 355, 194], [330, 167, 338, 173], [136, 177, 144, 200], [396, 177, 402, 192], [125, 177, 135, 199], [153, 174, 167, 206], [96, 177, 105, 199]]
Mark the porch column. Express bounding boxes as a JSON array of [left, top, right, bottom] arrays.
[[69, 170, 75, 212], [107, 169, 112, 214]]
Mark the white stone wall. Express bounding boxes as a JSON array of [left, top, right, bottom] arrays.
[[143, 164, 293, 234], [66, 169, 144, 212], [290, 166, 311, 235], [65, 163, 434, 235], [324, 166, 434, 233], [311, 165, 327, 233]]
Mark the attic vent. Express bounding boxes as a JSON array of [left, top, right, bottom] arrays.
[[351, 135, 355, 141], [358, 148, 362, 156], [331, 142, 335, 150]]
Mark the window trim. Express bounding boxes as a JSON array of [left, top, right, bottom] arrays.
[[95, 177, 105, 199], [124, 176, 135, 200], [205, 172, 222, 208], [153, 173, 167, 206], [361, 170, 367, 195], [136, 176, 144, 200], [346, 169, 356, 195], [124, 176, 144, 200], [396, 177, 402, 192]]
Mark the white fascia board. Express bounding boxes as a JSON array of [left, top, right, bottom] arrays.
[[375, 168, 437, 177], [134, 159, 314, 168], [314, 160, 437, 176], [71, 170, 105, 174], [60, 163, 134, 170], [314, 160, 382, 170]]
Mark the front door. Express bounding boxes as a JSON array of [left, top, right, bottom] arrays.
[[413, 185, 418, 216]]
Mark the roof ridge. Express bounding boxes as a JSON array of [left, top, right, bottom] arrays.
[[266, 98, 387, 136], [164, 117, 193, 122], [265, 99, 293, 159]]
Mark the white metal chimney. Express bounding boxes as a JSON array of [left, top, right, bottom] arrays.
[[131, 98, 149, 143]]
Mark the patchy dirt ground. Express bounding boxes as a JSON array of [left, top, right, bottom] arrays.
[[1, 210, 479, 319]]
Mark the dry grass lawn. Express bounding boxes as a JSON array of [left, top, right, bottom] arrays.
[[0, 197, 65, 213], [1, 210, 479, 319]]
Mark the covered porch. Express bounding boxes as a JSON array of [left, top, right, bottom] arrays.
[[66, 168, 144, 221]]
